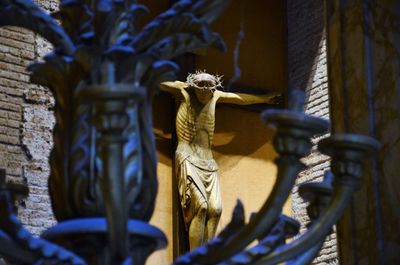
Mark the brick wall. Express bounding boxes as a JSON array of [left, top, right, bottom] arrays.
[[287, 1, 338, 264], [0, 0, 58, 236]]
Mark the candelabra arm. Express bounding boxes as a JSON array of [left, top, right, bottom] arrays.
[[217, 215, 300, 265], [281, 171, 334, 265], [253, 133, 380, 265], [203, 157, 304, 264], [253, 184, 354, 265], [284, 241, 324, 265], [0, 170, 87, 265]]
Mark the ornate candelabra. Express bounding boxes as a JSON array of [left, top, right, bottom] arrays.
[[0, 0, 379, 264]]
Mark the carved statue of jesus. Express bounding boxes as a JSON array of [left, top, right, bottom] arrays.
[[160, 71, 278, 249]]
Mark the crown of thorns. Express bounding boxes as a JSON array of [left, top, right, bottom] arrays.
[[186, 70, 223, 91]]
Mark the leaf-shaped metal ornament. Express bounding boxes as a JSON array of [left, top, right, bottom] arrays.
[[0, 0, 75, 54]]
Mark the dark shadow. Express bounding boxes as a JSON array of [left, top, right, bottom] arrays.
[[213, 105, 276, 160], [286, 1, 325, 95]]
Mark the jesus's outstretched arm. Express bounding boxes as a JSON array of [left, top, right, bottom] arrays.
[[159, 81, 190, 101], [215, 90, 280, 105]]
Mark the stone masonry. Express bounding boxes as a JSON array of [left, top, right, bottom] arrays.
[[287, 1, 337, 264], [0, 0, 58, 237]]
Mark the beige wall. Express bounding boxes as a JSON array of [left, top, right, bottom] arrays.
[[196, 0, 286, 92], [147, 95, 174, 264], [213, 106, 291, 231]]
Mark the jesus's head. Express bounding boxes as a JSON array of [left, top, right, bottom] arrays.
[[186, 71, 223, 104]]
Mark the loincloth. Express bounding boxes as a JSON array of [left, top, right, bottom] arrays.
[[175, 152, 221, 227]]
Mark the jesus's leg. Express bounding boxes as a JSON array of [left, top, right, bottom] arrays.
[[189, 201, 208, 249], [205, 202, 222, 242], [205, 172, 222, 242]]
